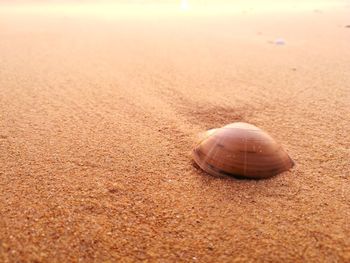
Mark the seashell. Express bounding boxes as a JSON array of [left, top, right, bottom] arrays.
[[192, 122, 294, 179], [274, 38, 286, 45]]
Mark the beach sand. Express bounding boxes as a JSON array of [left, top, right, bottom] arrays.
[[0, 1, 349, 262]]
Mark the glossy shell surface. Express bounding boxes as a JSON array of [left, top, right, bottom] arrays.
[[193, 122, 294, 179]]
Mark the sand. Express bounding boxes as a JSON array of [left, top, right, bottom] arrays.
[[0, 1, 349, 262]]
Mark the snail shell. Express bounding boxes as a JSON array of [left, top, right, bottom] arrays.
[[192, 122, 294, 179]]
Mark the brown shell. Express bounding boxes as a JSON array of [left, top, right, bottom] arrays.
[[192, 122, 294, 179]]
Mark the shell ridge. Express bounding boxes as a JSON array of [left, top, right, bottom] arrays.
[[196, 148, 292, 169]]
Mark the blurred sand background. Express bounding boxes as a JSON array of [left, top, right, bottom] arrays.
[[0, 0, 349, 262]]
